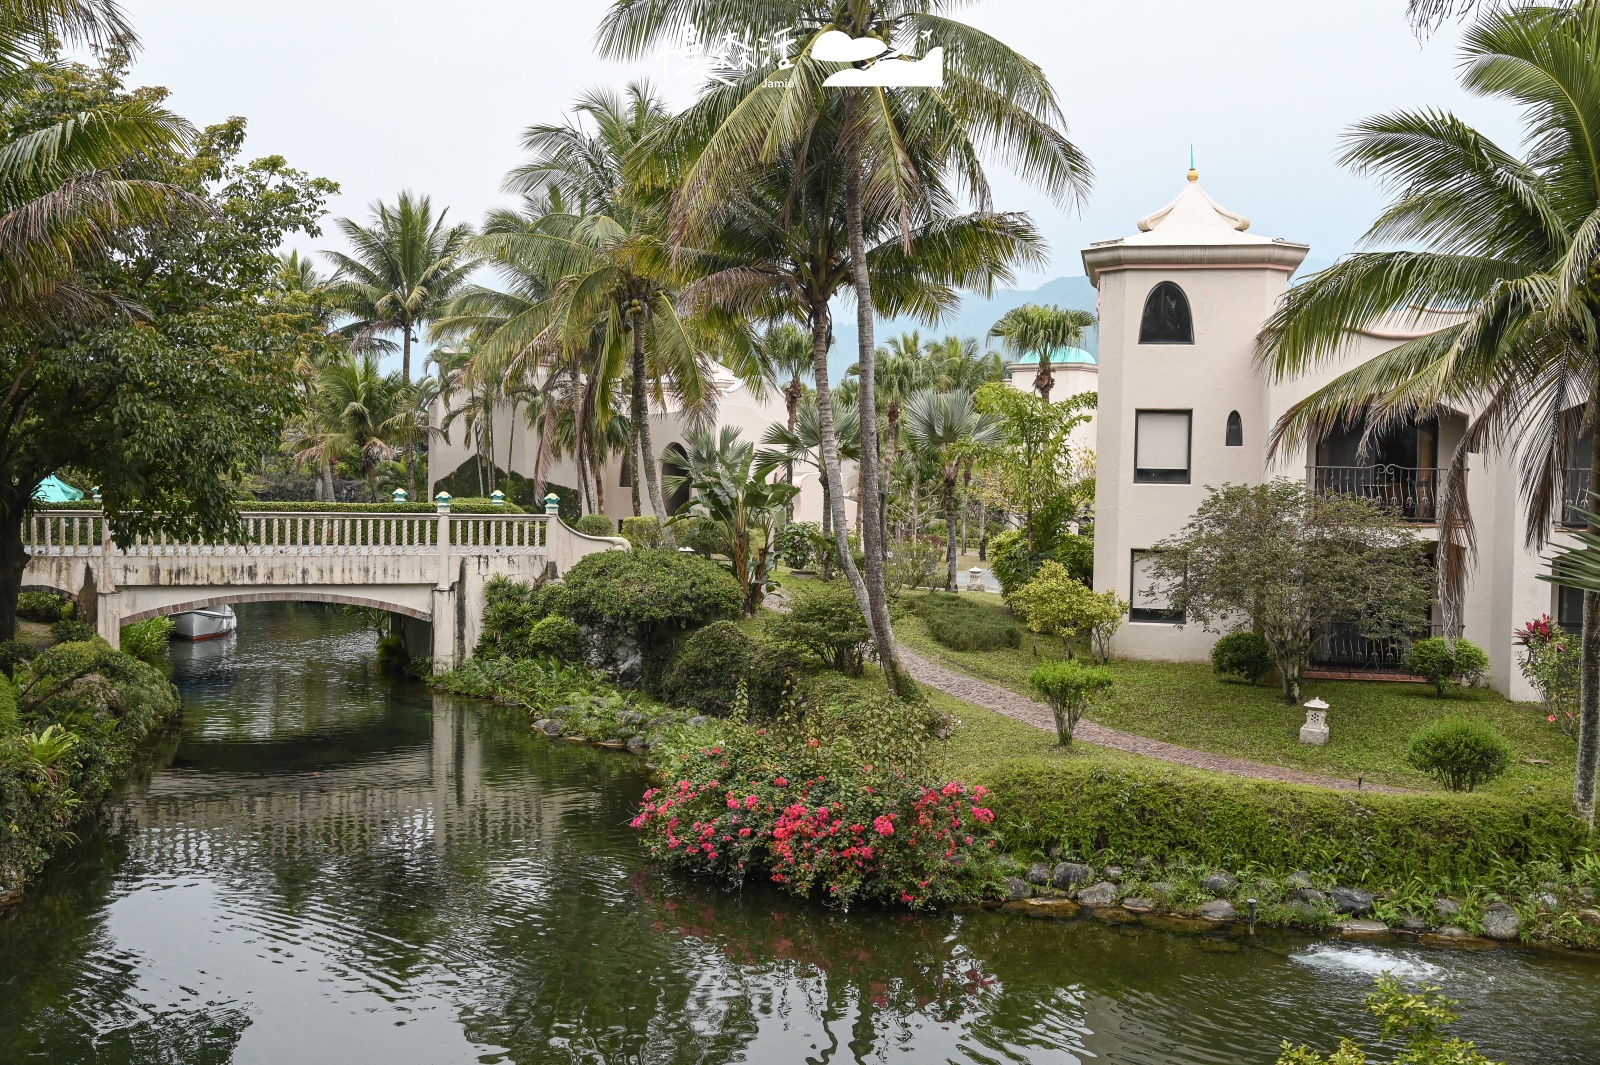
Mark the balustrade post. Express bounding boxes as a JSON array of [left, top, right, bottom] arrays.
[[435, 493, 453, 590], [100, 509, 117, 592]]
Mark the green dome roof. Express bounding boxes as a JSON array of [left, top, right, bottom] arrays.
[[1010, 346, 1096, 366]]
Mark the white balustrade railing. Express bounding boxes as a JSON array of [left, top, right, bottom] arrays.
[[24, 510, 550, 558]]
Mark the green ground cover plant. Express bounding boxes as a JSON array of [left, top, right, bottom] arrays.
[[1, 639, 181, 903], [892, 590, 1570, 794], [912, 591, 1020, 652]]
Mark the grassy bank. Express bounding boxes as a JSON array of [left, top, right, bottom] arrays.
[[0, 640, 181, 906], [890, 588, 1573, 795]]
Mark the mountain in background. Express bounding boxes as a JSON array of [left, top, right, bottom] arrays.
[[827, 275, 1099, 383], [822, 258, 1334, 382]]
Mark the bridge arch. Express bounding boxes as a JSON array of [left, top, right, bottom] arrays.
[[120, 591, 432, 627], [20, 583, 79, 603]]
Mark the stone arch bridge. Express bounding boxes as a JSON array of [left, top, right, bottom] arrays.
[[22, 507, 626, 668]]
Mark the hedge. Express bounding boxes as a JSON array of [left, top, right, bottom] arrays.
[[980, 759, 1594, 884]]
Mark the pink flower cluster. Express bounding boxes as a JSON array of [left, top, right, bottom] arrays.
[[629, 755, 1001, 908]]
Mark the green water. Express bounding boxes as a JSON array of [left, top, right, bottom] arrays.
[[0, 603, 1596, 1064]]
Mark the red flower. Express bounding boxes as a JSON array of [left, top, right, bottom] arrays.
[[873, 815, 896, 836]]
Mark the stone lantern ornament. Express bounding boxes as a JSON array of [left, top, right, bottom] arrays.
[[967, 567, 985, 592], [1300, 697, 1330, 746]]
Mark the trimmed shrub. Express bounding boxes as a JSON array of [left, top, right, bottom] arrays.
[[50, 618, 95, 643], [1211, 631, 1274, 684], [119, 617, 174, 666], [769, 579, 873, 675], [1053, 533, 1094, 585], [523, 616, 581, 661], [772, 521, 818, 569], [620, 516, 663, 548], [1407, 637, 1491, 695], [560, 549, 741, 644], [988, 529, 1043, 598], [16, 592, 69, 623], [658, 620, 756, 718], [1008, 561, 1125, 662], [979, 759, 1590, 882], [573, 513, 616, 537], [1028, 659, 1114, 744], [1406, 718, 1514, 792], [914, 592, 1020, 652]]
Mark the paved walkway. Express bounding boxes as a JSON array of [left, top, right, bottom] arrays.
[[902, 646, 1407, 793]]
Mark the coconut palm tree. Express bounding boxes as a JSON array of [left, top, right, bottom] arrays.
[[670, 134, 1046, 692], [1259, 4, 1600, 823], [303, 351, 408, 502], [324, 191, 475, 384], [604, 0, 1088, 696], [759, 393, 861, 545], [987, 303, 1096, 402], [901, 388, 999, 591]]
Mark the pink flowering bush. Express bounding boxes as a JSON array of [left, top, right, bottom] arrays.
[[1515, 615, 1579, 739], [631, 689, 1004, 909]]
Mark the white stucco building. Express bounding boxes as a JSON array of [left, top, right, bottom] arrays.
[[1084, 168, 1575, 701]]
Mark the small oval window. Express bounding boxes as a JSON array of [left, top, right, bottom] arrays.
[[1226, 411, 1243, 447], [1139, 281, 1194, 345]]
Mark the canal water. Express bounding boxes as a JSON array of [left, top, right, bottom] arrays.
[[0, 603, 1595, 1064]]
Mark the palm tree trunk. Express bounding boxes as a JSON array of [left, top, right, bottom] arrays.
[[1577, 410, 1600, 825], [632, 322, 672, 539], [843, 142, 910, 696], [323, 457, 336, 503], [808, 302, 873, 637], [785, 377, 801, 522], [1034, 352, 1054, 402], [531, 405, 552, 506], [403, 327, 413, 385], [629, 415, 642, 517], [945, 471, 959, 593]]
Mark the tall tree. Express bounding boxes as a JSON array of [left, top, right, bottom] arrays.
[[324, 191, 474, 383], [1259, 4, 1600, 822], [900, 387, 999, 591], [602, 0, 1089, 695], [987, 303, 1096, 401], [0, 38, 325, 639]]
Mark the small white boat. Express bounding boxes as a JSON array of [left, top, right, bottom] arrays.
[[171, 605, 237, 642]]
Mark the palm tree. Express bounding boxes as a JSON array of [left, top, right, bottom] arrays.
[[901, 388, 999, 591], [860, 331, 923, 470], [1259, 4, 1600, 823], [465, 85, 738, 532], [324, 191, 475, 384], [603, 0, 1089, 696], [302, 351, 407, 502], [988, 303, 1096, 401], [760, 394, 861, 546]]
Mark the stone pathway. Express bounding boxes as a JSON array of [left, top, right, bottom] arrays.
[[902, 646, 1408, 793]]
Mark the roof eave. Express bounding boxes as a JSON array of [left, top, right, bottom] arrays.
[[1080, 241, 1311, 287]]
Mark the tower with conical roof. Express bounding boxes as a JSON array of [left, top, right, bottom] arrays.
[[1081, 169, 1308, 660]]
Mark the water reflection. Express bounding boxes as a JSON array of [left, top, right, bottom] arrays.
[[0, 602, 1595, 1064]]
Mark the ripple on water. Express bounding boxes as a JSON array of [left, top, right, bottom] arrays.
[[2, 602, 1599, 1065]]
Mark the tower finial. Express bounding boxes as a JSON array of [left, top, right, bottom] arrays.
[[1188, 145, 1198, 183]]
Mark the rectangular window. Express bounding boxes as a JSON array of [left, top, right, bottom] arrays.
[[1558, 585, 1585, 632], [1135, 410, 1192, 484], [1130, 550, 1184, 624]]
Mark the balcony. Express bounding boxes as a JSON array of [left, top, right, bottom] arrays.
[[1308, 465, 1444, 523], [1310, 622, 1461, 672]]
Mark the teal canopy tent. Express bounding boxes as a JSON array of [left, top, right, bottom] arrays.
[[33, 475, 85, 502]]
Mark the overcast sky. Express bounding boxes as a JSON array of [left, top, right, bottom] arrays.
[[113, 0, 1519, 283]]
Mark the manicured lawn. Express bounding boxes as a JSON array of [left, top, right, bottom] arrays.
[[892, 589, 1576, 796]]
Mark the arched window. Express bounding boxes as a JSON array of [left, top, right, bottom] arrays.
[[1226, 410, 1243, 447], [662, 443, 691, 516], [1138, 281, 1194, 345]]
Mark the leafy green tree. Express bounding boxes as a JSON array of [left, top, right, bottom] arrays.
[[1148, 480, 1432, 702], [967, 381, 1094, 552], [0, 40, 326, 640], [987, 303, 1096, 401], [325, 190, 474, 384], [1009, 560, 1126, 663], [1258, 5, 1600, 819], [900, 388, 999, 591], [604, 0, 1089, 696], [1028, 659, 1113, 745]]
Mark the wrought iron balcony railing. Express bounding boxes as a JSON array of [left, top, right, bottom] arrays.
[[1310, 623, 1462, 671], [1308, 465, 1444, 523]]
